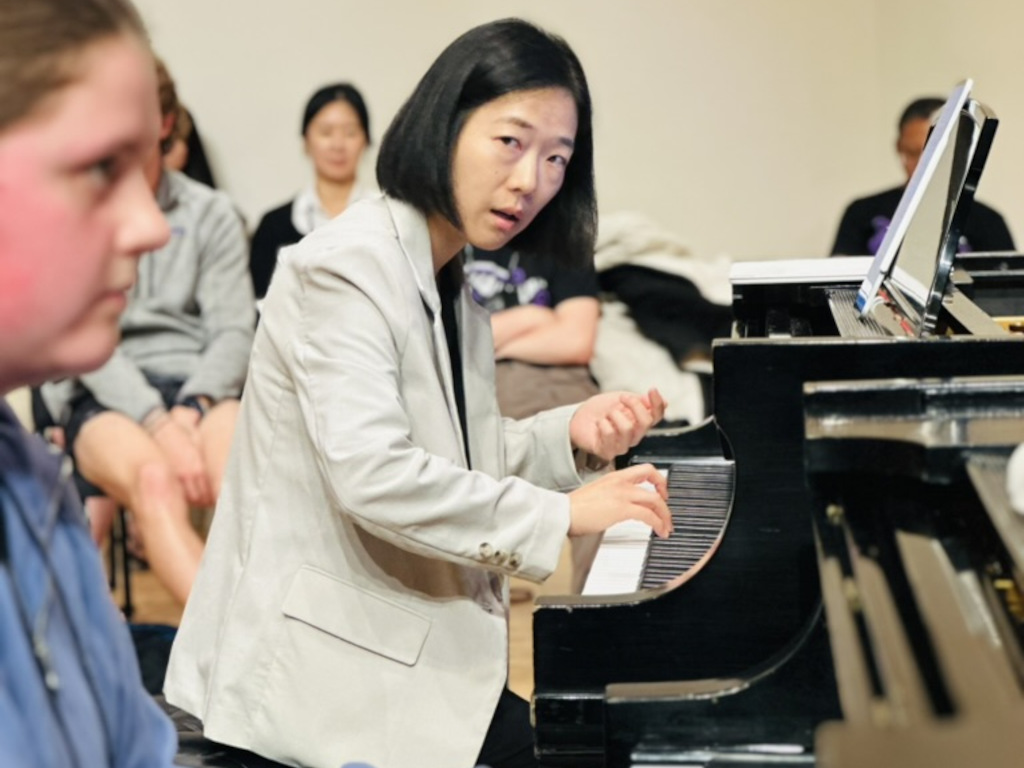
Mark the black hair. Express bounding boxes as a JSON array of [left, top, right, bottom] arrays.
[[181, 108, 217, 188], [376, 18, 596, 268], [301, 82, 371, 143], [898, 97, 945, 132]]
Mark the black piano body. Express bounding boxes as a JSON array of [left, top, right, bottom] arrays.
[[954, 251, 1024, 322], [804, 375, 1024, 768], [532, 271, 1024, 767]]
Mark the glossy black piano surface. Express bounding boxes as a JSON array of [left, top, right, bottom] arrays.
[[954, 251, 1024, 321], [804, 375, 1024, 768], [532, 276, 1024, 767]]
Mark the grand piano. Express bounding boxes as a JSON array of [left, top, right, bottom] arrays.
[[532, 81, 1024, 766]]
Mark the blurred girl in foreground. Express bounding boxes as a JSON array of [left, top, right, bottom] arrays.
[[0, 0, 177, 764]]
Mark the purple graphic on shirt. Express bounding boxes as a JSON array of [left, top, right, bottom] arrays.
[[868, 215, 973, 255], [465, 253, 552, 311], [867, 216, 890, 255]]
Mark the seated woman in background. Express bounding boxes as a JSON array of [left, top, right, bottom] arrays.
[[465, 244, 601, 420], [249, 82, 373, 298]]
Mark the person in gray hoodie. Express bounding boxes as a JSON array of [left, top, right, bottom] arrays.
[[40, 56, 255, 605]]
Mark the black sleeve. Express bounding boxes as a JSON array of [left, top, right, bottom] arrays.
[[831, 201, 868, 256], [249, 217, 276, 299], [964, 203, 1016, 251], [546, 262, 600, 305], [249, 205, 296, 299]]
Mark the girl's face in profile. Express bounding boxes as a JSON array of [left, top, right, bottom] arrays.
[[0, 34, 168, 388], [304, 99, 368, 185], [450, 86, 577, 252]]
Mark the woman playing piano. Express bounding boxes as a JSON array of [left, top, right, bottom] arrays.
[[164, 18, 671, 768]]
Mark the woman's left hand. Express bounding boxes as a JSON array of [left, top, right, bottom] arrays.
[[569, 388, 666, 463]]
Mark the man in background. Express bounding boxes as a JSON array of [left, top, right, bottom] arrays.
[[831, 96, 1015, 256]]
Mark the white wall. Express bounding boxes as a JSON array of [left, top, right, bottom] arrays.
[[132, 0, 1022, 262], [878, 0, 1024, 254]]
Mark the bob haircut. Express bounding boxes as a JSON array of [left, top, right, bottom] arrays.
[[377, 18, 596, 269]]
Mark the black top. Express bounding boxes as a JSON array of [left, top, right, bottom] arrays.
[[463, 245, 598, 313], [831, 186, 1015, 256], [249, 201, 303, 299]]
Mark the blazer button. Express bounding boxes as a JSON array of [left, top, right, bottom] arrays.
[[493, 550, 508, 565], [479, 542, 495, 559], [508, 552, 523, 569]]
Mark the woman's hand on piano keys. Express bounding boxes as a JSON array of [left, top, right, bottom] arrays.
[[567, 463, 672, 539], [569, 388, 667, 463]]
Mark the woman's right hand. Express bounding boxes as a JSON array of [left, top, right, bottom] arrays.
[[567, 463, 672, 539]]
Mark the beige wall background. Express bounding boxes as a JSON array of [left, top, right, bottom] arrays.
[[132, 0, 1022, 263]]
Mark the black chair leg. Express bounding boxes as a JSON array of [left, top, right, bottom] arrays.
[[119, 508, 134, 620], [108, 518, 117, 593]]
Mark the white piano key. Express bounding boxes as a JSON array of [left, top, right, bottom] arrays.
[[581, 519, 651, 595]]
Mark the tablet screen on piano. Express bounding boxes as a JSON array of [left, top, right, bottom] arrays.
[[855, 79, 995, 336], [891, 99, 995, 334]]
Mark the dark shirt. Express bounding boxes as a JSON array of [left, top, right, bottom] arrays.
[[831, 186, 1015, 256], [463, 245, 598, 313], [249, 202, 303, 299]]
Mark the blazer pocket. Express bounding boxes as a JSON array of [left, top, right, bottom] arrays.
[[281, 565, 430, 666]]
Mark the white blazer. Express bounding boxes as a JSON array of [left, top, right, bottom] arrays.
[[164, 195, 579, 768]]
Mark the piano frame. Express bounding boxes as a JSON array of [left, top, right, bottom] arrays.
[[805, 375, 1024, 768], [533, 283, 1024, 765]]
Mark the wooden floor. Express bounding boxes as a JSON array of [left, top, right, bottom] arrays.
[[115, 539, 576, 701]]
